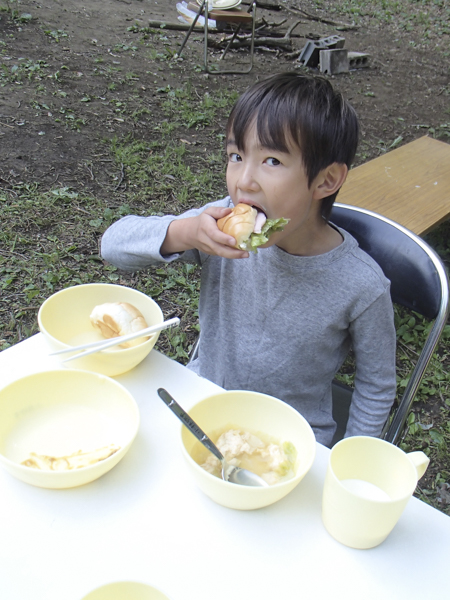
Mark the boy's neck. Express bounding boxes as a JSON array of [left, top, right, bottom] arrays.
[[276, 219, 343, 257]]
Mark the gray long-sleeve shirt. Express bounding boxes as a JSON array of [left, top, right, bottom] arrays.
[[101, 197, 397, 446]]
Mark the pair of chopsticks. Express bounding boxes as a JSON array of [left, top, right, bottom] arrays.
[[49, 317, 180, 363]]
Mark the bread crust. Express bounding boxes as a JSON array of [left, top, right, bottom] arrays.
[[217, 203, 257, 248], [90, 302, 148, 348]]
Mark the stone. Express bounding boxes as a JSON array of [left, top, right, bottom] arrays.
[[297, 36, 346, 68], [319, 49, 349, 75], [348, 51, 370, 69]]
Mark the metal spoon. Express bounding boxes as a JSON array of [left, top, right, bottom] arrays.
[[157, 388, 268, 487]]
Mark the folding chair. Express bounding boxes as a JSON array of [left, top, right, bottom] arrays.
[[330, 203, 449, 446], [189, 203, 449, 447], [177, 1, 256, 74]]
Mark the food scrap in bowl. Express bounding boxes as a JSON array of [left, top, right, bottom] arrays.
[[21, 444, 121, 471], [90, 302, 149, 348]]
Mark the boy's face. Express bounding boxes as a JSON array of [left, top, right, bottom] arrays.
[[226, 122, 337, 256]]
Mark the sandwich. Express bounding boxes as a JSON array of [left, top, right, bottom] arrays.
[[217, 203, 289, 253], [90, 302, 148, 348]]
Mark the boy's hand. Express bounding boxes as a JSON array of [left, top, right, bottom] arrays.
[[190, 207, 250, 258], [161, 207, 250, 259]]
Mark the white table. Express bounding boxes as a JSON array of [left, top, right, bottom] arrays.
[[1, 334, 449, 600]]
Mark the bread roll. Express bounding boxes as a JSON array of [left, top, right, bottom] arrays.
[[217, 203, 257, 249], [90, 302, 148, 348]]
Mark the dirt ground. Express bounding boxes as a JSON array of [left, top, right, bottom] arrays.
[[1, 1, 450, 510], [1, 0, 449, 193]]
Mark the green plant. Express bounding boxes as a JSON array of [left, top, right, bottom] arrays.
[[44, 29, 68, 42], [158, 84, 238, 130], [107, 133, 226, 210], [6, 59, 49, 83], [0, 0, 31, 21]]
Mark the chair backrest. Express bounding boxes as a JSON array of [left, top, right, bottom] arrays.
[[331, 203, 450, 443], [331, 204, 444, 318]]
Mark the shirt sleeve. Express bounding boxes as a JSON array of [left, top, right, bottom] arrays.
[[345, 287, 397, 438], [100, 197, 232, 271]]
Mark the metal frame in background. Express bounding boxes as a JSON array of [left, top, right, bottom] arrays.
[[176, 1, 256, 75]]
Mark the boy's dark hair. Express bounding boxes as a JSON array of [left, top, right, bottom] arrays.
[[226, 72, 359, 221]]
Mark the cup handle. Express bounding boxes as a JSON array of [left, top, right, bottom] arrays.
[[407, 451, 430, 480]]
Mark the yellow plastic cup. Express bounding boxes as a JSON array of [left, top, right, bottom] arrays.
[[322, 436, 429, 549]]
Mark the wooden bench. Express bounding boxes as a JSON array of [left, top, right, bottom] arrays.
[[338, 136, 450, 235]]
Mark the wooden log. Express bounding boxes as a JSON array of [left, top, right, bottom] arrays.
[[253, 0, 282, 10], [147, 20, 205, 31], [211, 34, 292, 50]]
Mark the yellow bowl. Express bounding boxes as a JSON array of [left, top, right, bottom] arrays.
[[80, 581, 171, 600], [38, 283, 163, 376], [0, 369, 139, 489], [180, 390, 316, 510]]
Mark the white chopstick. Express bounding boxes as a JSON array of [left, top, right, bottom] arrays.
[[48, 317, 180, 362]]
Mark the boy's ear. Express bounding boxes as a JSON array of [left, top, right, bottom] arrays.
[[312, 163, 348, 200]]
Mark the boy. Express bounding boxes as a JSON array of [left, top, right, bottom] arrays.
[[101, 72, 396, 447]]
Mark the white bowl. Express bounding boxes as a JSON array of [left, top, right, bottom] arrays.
[[181, 390, 316, 510], [38, 283, 163, 377], [80, 581, 171, 600], [0, 369, 139, 489]]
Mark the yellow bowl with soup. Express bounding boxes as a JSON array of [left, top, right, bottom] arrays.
[[180, 390, 316, 510]]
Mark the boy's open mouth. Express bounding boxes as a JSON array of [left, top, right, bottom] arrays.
[[253, 208, 267, 234], [239, 202, 267, 233]]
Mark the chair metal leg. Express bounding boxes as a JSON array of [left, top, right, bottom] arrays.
[[176, 0, 206, 58], [204, 2, 256, 75], [220, 24, 242, 61], [382, 277, 450, 444]]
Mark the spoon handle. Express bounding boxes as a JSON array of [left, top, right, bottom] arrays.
[[157, 388, 224, 462]]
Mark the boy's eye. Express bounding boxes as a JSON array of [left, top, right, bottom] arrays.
[[228, 152, 242, 163], [266, 157, 281, 166]]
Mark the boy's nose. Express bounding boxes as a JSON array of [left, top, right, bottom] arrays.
[[237, 164, 259, 192]]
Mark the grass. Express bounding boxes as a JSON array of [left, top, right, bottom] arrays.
[[0, 0, 32, 23], [0, 175, 203, 359], [0, 79, 238, 357]]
